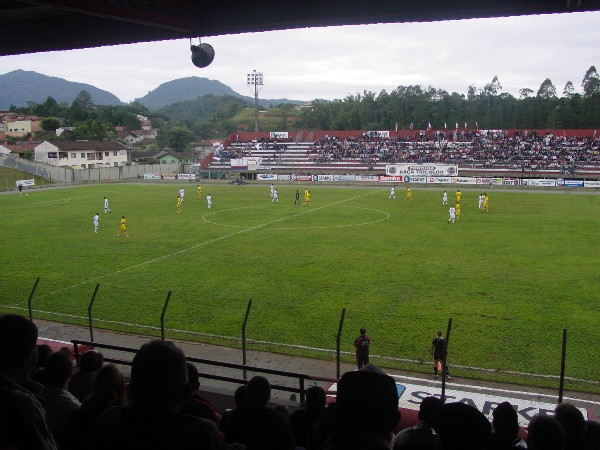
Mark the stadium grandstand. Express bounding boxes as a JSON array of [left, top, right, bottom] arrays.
[[208, 129, 600, 177]]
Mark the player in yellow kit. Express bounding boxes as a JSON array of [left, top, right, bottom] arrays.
[[455, 190, 462, 203], [303, 190, 311, 205], [482, 193, 489, 212], [117, 216, 129, 237], [177, 196, 182, 213], [197, 185, 202, 199], [406, 187, 412, 200], [455, 202, 461, 221]]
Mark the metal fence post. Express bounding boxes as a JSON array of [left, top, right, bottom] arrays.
[[160, 290, 172, 341], [336, 308, 346, 379], [27, 277, 40, 321], [441, 317, 453, 403], [242, 299, 253, 381], [558, 328, 567, 403], [88, 284, 100, 342]]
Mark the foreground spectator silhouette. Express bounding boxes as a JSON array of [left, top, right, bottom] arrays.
[[68, 349, 104, 402], [484, 401, 522, 449], [223, 375, 295, 450], [92, 340, 227, 450], [220, 384, 246, 432], [322, 364, 400, 450], [62, 363, 128, 450], [526, 414, 565, 450], [392, 396, 442, 450], [288, 385, 326, 449], [0, 314, 57, 450], [182, 362, 222, 428], [554, 402, 594, 450], [39, 350, 81, 443], [430, 402, 491, 450]]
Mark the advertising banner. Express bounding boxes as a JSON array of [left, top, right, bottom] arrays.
[[365, 130, 390, 138], [356, 175, 379, 182], [277, 174, 292, 181], [177, 174, 194, 180], [403, 176, 427, 184], [502, 178, 520, 186], [334, 175, 356, 182], [313, 174, 334, 182], [584, 180, 600, 188], [15, 179, 35, 187], [563, 179, 584, 187], [379, 175, 404, 183], [386, 164, 458, 176], [453, 177, 477, 185], [144, 173, 161, 180], [270, 132, 289, 139], [161, 174, 177, 179], [291, 174, 313, 182], [257, 173, 277, 180], [427, 177, 452, 184], [231, 158, 247, 169], [522, 179, 556, 187]]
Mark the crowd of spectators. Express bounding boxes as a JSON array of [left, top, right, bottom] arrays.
[[1, 313, 599, 450], [221, 132, 600, 175]]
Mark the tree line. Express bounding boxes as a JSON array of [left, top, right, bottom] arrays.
[[7, 66, 599, 153], [294, 66, 600, 131]]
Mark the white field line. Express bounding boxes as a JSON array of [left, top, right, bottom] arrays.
[[37, 190, 381, 299]]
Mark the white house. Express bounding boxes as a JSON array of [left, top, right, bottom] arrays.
[[34, 140, 129, 168]]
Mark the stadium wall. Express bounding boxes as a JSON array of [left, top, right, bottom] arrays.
[[0, 154, 179, 184]]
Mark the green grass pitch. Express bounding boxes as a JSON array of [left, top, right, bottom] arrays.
[[1, 182, 599, 391]]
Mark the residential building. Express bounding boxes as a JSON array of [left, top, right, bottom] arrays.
[[34, 140, 129, 168]]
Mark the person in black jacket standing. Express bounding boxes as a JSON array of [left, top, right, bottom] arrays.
[[354, 328, 371, 369]]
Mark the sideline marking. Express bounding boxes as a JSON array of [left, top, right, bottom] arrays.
[[39, 190, 382, 298], [202, 205, 390, 229]]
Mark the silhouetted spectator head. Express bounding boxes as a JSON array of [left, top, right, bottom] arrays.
[[79, 350, 104, 372], [305, 385, 326, 411], [336, 364, 400, 437], [527, 414, 565, 450], [44, 351, 73, 388], [233, 384, 247, 407], [418, 396, 443, 422], [431, 402, 491, 450], [585, 420, 600, 450], [128, 340, 189, 410], [36, 344, 53, 369], [186, 362, 201, 392], [554, 403, 587, 449], [0, 314, 38, 376], [246, 375, 271, 405], [90, 363, 127, 406], [492, 401, 519, 441]]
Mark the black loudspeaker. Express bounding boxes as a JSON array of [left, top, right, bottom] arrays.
[[191, 43, 215, 68]]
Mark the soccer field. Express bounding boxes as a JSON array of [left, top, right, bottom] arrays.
[[1, 182, 599, 391]]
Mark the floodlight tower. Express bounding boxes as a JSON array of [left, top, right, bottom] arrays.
[[247, 70, 263, 132]]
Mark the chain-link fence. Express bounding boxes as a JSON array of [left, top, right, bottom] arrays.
[[19, 276, 600, 405]]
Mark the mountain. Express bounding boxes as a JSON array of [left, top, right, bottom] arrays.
[[0, 70, 124, 110], [135, 76, 304, 110]]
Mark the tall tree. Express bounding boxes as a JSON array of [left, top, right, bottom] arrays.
[[582, 65, 600, 98], [562, 81, 575, 99], [537, 78, 557, 99]]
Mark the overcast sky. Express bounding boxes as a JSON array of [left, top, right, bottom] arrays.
[[1, 11, 599, 103]]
